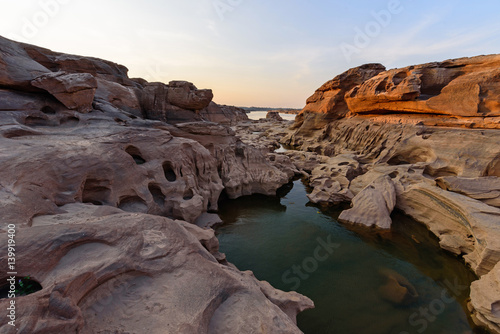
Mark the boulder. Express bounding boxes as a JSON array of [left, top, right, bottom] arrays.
[[31, 71, 97, 113], [199, 102, 249, 125], [339, 175, 396, 229], [266, 111, 283, 121], [167, 80, 213, 111], [378, 269, 418, 306]]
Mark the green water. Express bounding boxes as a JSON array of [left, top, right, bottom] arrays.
[[216, 179, 486, 334]]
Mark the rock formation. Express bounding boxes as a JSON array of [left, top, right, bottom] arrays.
[[199, 102, 249, 125], [338, 175, 396, 229], [278, 54, 500, 333], [0, 35, 313, 334], [266, 111, 284, 121]]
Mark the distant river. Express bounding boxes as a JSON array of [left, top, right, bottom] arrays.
[[216, 179, 485, 334], [246, 111, 297, 121]]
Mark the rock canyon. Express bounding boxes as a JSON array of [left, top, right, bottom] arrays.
[[1, 34, 500, 334]]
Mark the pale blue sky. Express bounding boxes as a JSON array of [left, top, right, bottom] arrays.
[[1, 0, 499, 107]]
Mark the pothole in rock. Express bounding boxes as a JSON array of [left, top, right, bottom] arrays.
[[148, 184, 165, 207], [125, 146, 146, 165], [118, 196, 148, 213], [41, 106, 56, 115], [0, 276, 42, 298], [183, 188, 194, 200], [81, 178, 111, 206], [163, 162, 177, 182]]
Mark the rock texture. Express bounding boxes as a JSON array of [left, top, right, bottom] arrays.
[[436, 176, 500, 208], [471, 262, 500, 333], [338, 175, 396, 229], [345, 56, 500, 128], [0, 205, 313, 334], [266, 111, 284, 121], [199, 102, 249, 125], [280, 55, 500, 333], [31, 71, 97, 112], [0, 35, 312, 334]]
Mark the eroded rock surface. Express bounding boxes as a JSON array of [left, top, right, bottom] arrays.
[[0, 205, 313, 334], [279, 54, 500, 333], [0, 35, 311, 334], [338, 175, 396, 229]]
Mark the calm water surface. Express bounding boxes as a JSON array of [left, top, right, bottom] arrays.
[[247, 111, 297, 121], [216, 179, 486, 334]]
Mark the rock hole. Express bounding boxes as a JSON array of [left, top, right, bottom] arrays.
[[24, 116, 48, 126], [82, 178, 111, 205], [235, 147, 245, 158], [3, 128, 41, 139], [148, 184, 165, 207], [60, 116, 79, 127], [392, 71, 407, 85], [0, 276, 42, 298], [338, 162, 349, 166], [183, 188, 194, 200], [423, 166, 458, 177], [41, 106, 56, 115], [163, 162, 177, 182], [492, 301, 500, 318], [125, 146, 146, 165], [118, 196, 148, 213], [389, 171, 399, 179], [387, 155, 411, 166], [376, 78, 388, 93]]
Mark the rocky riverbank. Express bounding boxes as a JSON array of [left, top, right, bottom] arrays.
[[0, 36, 313, 334], [235, 55, 500, 333]]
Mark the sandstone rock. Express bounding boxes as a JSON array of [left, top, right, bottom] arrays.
[[344, 55, 500, 129], [397, 182, 500, 275], [21, 42, 136, 87], [266, 111, 284, 121], [339, 175, 396, 229], [194, 212, 224, 229], [0, 35, 310, 333], [378, 269, 418, 306], [0, 36, 50, 90], [306, 154, 362, 205], [94, 77, 142, 117], [470, 261, 500, 333], [436, 176, 500, 208], [200, 102, 249, 125], [171, 122, 291, 198], [291, 63, 385, 137], [0, 205, 313, 334], [31, 71, 97, 113], [167, 80, 213, 111]]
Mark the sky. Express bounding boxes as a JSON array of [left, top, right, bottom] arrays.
[[1, 0, 500, 108]]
